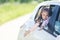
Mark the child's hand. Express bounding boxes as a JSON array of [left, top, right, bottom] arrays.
[[39, 26, 44, 31], [24, 30, 30, 37]]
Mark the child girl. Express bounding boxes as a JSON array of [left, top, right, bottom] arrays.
[[24, 7, 50, 37]]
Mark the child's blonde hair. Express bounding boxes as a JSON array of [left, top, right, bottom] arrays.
[[35, 7, 50, 23]]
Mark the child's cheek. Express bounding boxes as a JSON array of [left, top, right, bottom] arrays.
[[45, 16, 48, 20]]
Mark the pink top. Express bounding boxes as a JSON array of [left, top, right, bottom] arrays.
[[41, 17, 50, 27]]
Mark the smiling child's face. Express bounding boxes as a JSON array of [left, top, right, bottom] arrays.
[[41, 11, 49, 20]]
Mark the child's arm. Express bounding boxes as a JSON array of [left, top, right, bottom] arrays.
[[30, 22, 40, 32], [24, 22, 40, 37]]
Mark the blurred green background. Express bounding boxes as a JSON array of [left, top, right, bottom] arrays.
[[0, 0, 50, 25]]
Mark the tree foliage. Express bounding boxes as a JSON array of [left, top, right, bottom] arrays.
[[20, 0, 33, 3], [0, 0, 49, 4]]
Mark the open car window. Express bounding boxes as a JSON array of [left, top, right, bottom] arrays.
[[34, 5, 56, 21]]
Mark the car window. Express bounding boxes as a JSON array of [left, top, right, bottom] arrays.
[[34, 5, 56, 22], [55, 13, 60, 35]]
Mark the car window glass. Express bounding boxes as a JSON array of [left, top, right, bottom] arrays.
[[55, 13, 60, 34]]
